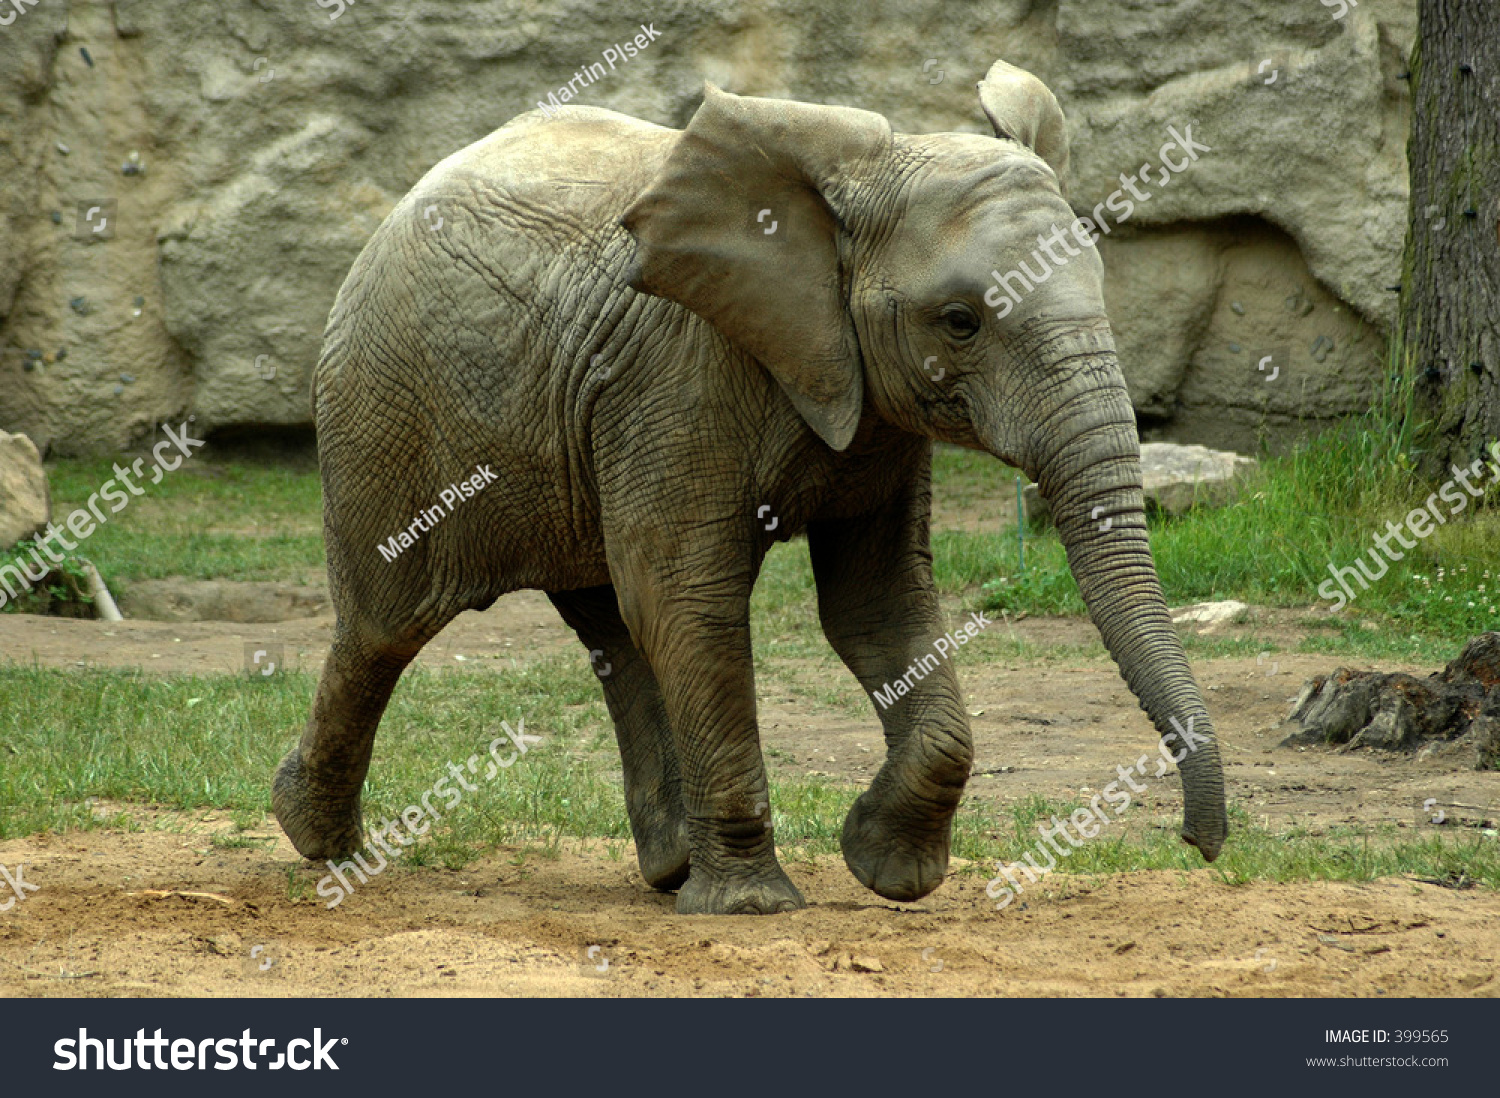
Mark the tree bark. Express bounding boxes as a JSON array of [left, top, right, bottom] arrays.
[[1402, 0, 1500, 476]]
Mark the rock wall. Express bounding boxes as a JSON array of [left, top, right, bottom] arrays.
[[0, 0, 1416, 455]]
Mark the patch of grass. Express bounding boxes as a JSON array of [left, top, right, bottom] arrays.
[[932, 529, 1017, 594], [211, 833, 276, 851], [0, 659, 616, 847], [2, 456, 327, 600], [932, 444, 1012, 518], [961, 797, 1500, 891], [3, 665, 1493, 892], [1290, 621, 1477, 666]]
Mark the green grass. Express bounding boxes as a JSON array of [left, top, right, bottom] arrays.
[[1, 456, 325, 598], [15, 365, 1499, 651], [2, 665, 1493, 889]]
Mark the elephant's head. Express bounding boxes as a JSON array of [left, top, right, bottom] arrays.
[[622, 62, 1227, 861]]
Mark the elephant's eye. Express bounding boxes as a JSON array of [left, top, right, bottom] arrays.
[[936, 302, 981, 341]]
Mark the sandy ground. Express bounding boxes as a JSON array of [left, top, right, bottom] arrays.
[[2, 824, 1495, 998]]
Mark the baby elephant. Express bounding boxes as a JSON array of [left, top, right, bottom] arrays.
[[273, 60, 1227, 914]]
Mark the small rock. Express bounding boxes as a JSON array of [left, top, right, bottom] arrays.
[[1230, 301, 1245, 315], [68, 296, 90, 315], [56, 142, 70, 155], [1025, 443, 1256, 525], [1317, 934, 1356, 952], [49, 210, 62, 224], [119, 373, 134, 384], [1170, 600, 1248, 626], [850, 956, 884, 973], [1228, 342, 1241, 353]]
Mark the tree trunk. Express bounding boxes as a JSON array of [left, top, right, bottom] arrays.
[[1401, 0, 1500, 477], [1283, 632, 1500, 770]]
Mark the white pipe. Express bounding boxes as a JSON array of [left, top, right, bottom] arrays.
[[78, 559, 123, 622]]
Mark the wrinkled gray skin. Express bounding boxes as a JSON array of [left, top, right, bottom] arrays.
[[274, 60, 1228, 915]]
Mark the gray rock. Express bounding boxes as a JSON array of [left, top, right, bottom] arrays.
[[0, 430, 51, 550], [159, 114, 377, 434], [1100, 230, 1219, 417], [1025, 441, 1257, 525]]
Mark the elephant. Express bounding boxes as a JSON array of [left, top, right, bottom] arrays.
[[272, 59, 1228, 915]]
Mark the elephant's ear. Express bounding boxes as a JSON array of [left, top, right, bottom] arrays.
[[977, 60, 1070, 190], [621, 85, 891, 452]]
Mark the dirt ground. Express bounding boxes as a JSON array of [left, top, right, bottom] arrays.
[[2, 592, 1498, 997], [2, 823, 1496, 998]]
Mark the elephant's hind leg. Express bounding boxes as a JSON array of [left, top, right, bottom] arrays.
[[548, 586, 690, 890], [274, 613, 451, 860]]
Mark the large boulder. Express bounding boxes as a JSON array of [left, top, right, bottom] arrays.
[[158, 114, 378, 434], [0, 430, 51, 549]]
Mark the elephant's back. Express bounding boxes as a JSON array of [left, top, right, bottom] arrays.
[[319, 106, 670, 391], [416, 106, 677, 231], [311, 107, 664, 588]]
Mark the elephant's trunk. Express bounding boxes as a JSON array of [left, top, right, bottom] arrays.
[[1010, 332, 1228, 860]]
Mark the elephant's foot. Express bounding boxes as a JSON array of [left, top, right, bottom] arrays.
[[272, 749, 364, 860], [840, 790, 951, 902], [634, 817, 691, 891], [674, 816, 803, 914], [675, 864, 805, 915]]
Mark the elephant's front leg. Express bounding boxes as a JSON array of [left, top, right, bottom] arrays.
[[611, 556, 803, 915], [808, 487, 973, 902]]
